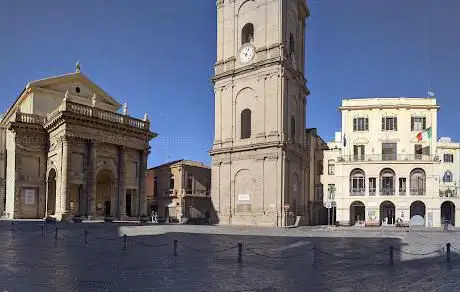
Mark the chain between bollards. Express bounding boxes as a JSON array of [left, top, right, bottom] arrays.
[[174, 240, 178, 256], [446, 243, 451, 262], [84, 230, 88, 245], [238, 242, 243, 263], [123, 234, 127, 250], [389, 246, 394, 265]]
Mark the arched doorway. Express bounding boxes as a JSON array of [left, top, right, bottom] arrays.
[[350, 201, 365, 226], [441, 201, 456, 226], [96, 169, 115, 218], [410, 201, 426, 226], [380, 201, 395, 225], [47, 169, 57, 216]]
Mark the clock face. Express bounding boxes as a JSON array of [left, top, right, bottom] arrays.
[[239, 45, 255, 63]]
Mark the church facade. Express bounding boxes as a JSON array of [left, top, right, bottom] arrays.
[[0, 66, 156, 221], [210, 0, 311, 226]]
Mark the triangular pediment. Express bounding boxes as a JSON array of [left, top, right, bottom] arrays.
[[28, 72, 121, 109]]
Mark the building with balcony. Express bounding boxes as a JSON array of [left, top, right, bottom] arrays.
[[323, 97, 460, 227], [0, 66, 156, 220], [147, 160, 212, 221]]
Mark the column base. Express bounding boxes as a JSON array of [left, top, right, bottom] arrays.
[[57, 212, 73, 222]]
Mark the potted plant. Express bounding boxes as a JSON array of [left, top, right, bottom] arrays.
[[45, 216, 56, 224], [72, 214, 83, 223], [139, 215, 149, 223], [104, 216, 115, 223]]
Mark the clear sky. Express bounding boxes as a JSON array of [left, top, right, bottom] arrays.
[[1, 0, 459, 168]]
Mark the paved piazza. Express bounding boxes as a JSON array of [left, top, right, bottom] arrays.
[[1, 222, 460, 291]]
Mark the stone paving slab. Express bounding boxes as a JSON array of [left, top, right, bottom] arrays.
[[1, 222, 460, 291]]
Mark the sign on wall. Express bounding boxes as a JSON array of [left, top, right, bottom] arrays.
[[238, 194, 250, 203], [24, 189, 35, 205]]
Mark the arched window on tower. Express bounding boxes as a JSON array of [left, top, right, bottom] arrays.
[[289, 33, 295, 55], [291, 115, 296, 142], [241, 109, 252, 139], [241, 23, 254, 45]]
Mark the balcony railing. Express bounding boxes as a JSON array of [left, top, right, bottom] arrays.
[[15, 112, 45, 124], [440, 188, 458, 198], [338, 154, 438, 162], [350, 188, 365, 196], [16, 100, 150, 131], [369, 188, 376, 196], [66, 101, 149, 130], [410, 188, 426, 196], [183, 189, 210, 197], [380, 188, 395, 196], [399, 189, 406, 196]]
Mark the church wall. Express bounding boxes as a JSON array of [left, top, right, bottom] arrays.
[[5, 129, 15, 218], [33, 91, 62, 116], [19, 93, 34, 114]]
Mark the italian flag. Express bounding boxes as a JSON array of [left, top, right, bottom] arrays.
[[416, 127, 432, 142]]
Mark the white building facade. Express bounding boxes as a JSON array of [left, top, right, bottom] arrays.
[[324, 97, 459, 227]]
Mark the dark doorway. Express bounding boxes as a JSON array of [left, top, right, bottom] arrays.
[[350, 201, 365, 225], [441, 201, 455, 226], [104, 201, 110, 217], [126, 193, 132, 217], [380, 201, 396, 225], [165, 207, 169, 219]]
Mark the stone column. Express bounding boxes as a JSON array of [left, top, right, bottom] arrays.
[[138, 149, 149, 217], [118, 146, 127, 219], [60, 136, 70, 220], [87, 140, 97, 218], [0, 178, 5, 216]]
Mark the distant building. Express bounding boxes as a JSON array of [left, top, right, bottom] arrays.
[[322, 97, 459, 227], [0, 66, 156, 220], [305, 128, 328, 225], [146, 160, 212, 221]]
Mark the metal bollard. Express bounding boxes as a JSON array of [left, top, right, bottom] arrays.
[[173, 240, 178, 256], [123, 235, 127, 250], [389, 246, 394, 266], [54, 226, 58, 246], [238, 243, 243, 263], [11, 222, 14, 232], [41, 224, 45, 237], [446, 243, 451, 262], [84, 230, 88, 245], [311, 246, 316, 265]]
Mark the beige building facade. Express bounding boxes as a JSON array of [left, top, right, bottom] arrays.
[[147, 160, 211, 221], [210, 0, 311, 226], [0, 66, 156, 221], [324, 97, 460, 227]]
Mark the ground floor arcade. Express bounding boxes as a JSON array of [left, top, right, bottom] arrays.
[[337, 199, 459, 227]]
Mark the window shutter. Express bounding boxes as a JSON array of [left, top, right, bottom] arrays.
[[381, 117, 385, 130], [353, 118, 356, 131], [422, 117, 426, 129], [394, 118, 397, 131], [365, 118, 369, 130], [411, 117, 414, 131]]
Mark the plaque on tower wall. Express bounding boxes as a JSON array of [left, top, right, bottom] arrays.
[[24, 189, 35, 205]]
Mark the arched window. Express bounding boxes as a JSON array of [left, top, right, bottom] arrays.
[[290, 115, 296, 142], [410, 168, 426, 196], [289, 33, 295, 55], [380, 168, 395, 196], [443, 171, 453, 183], [240, 109, 251, 139], [241, 23, 254, 45], [350, 169, 365, 195]]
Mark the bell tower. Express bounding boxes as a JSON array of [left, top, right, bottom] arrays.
[[210, 0, 310, 226]]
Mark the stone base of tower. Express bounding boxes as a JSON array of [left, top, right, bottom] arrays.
[[213, 211, 300, 227]]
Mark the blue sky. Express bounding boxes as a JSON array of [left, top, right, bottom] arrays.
[[1, 0, 459, 168]]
